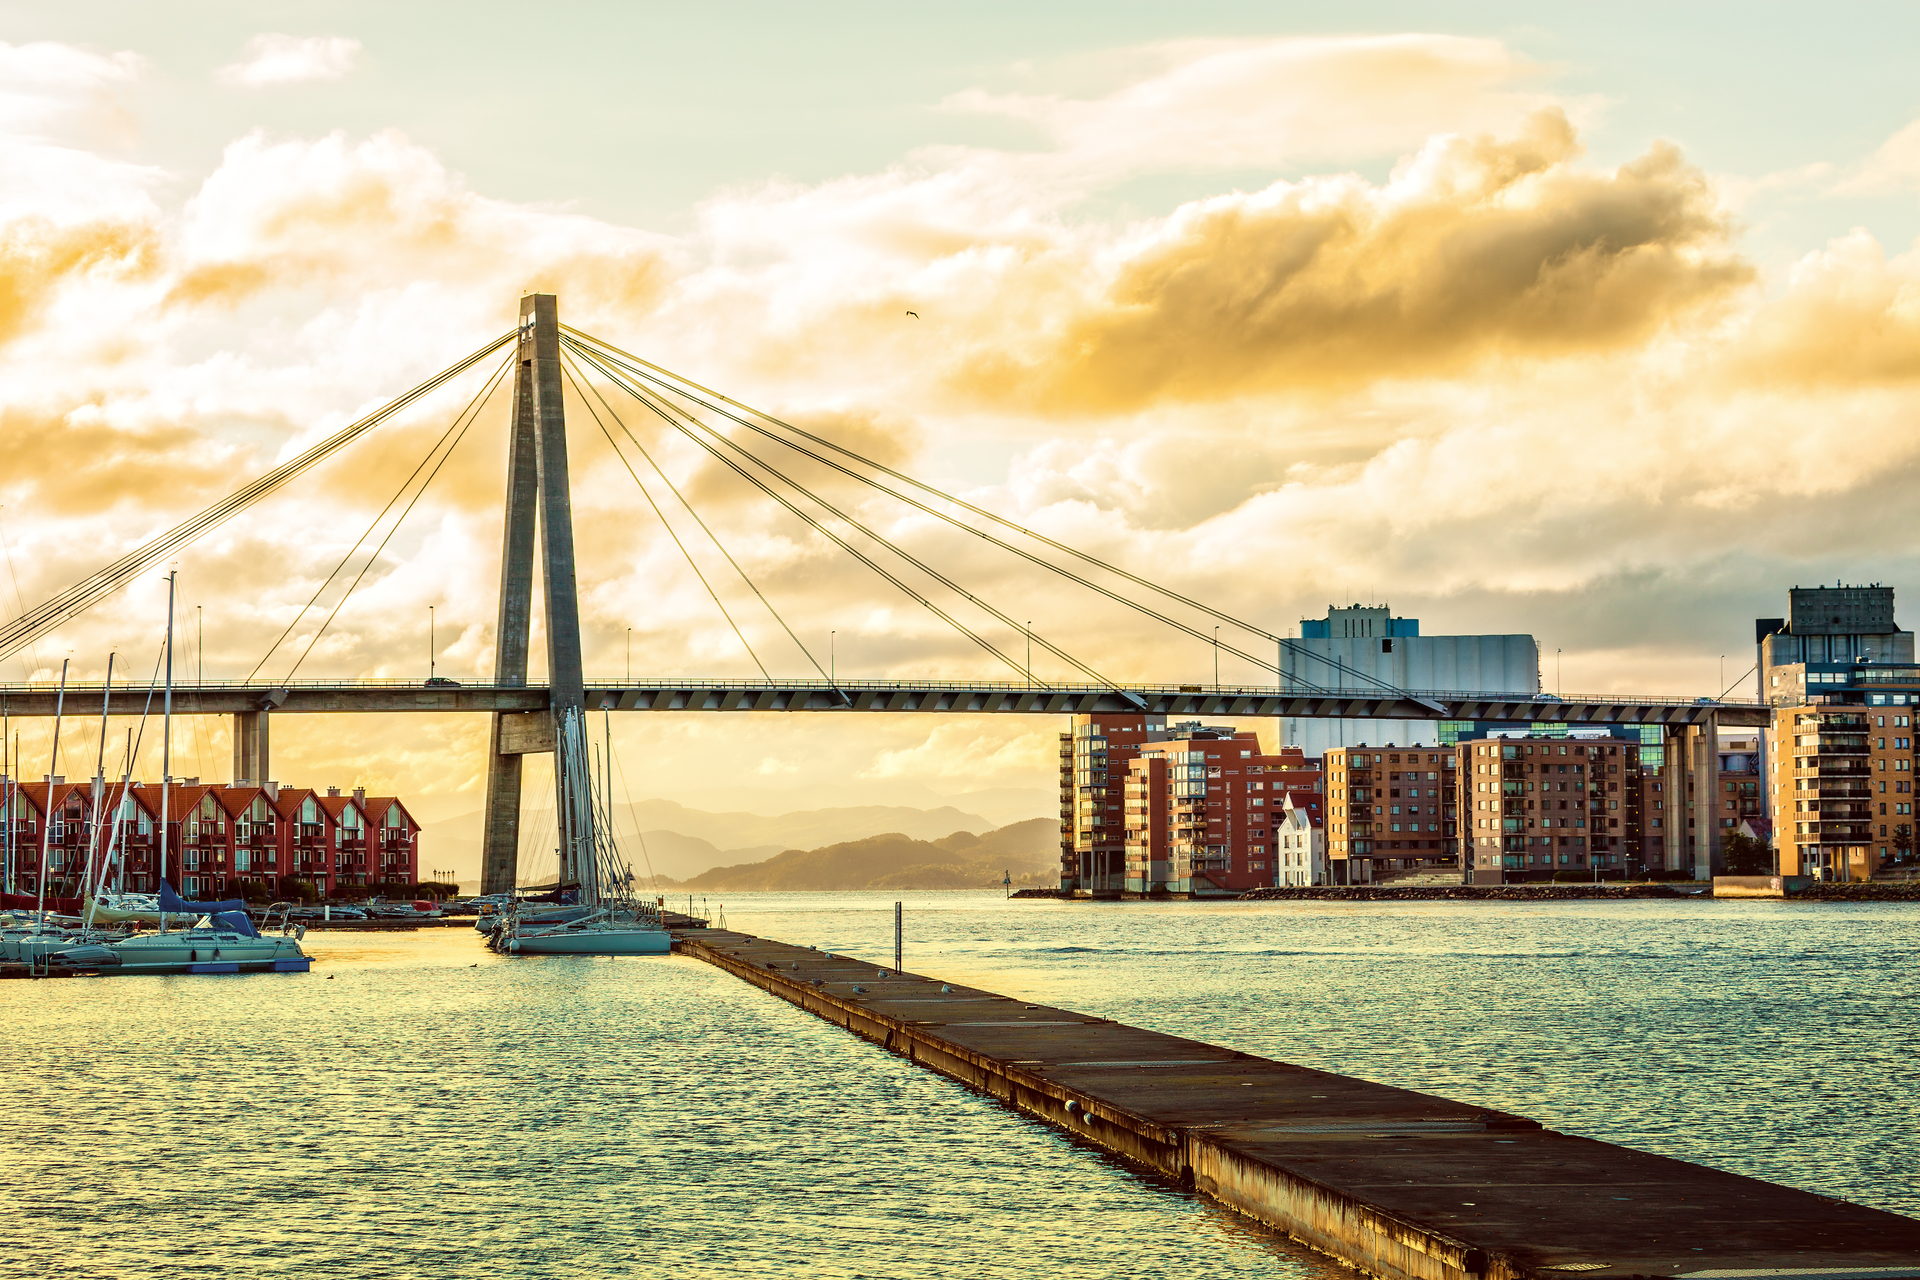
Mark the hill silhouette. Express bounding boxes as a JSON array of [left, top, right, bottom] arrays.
[[666, 818, 1056, 891]]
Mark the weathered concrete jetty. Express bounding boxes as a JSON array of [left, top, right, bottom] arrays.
[[674, 926, 1920, 1280]]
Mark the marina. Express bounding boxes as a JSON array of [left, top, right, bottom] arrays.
[[4, 10, 1920, 1276], [6, 893, 1915, 1279], [674, 912, 1920, 1279]]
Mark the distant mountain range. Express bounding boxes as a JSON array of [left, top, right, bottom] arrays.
[[431, 798, 1021, 882], [664, 818, 1058, 891]]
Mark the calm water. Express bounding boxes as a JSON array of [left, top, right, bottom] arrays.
[[4, 895, 1915, 1279]]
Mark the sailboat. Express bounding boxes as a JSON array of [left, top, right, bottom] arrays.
[[48, 574, 310, 975], [50, 883, 310, 974], [0, 659, 121, 965], [492, 708, 669, 957], [82, 654, 173, 926]]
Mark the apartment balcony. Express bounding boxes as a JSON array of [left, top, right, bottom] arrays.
[[1799, 779, 1871, 796], [1804, 822, 1873, 840]]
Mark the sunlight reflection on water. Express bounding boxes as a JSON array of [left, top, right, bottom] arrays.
[[7, 894, 1916, 1279], [5, 922, 1336, 1280], [725, 892, 1920, 1220]]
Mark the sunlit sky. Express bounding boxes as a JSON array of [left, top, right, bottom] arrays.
[[4, 3, 1920, 873]]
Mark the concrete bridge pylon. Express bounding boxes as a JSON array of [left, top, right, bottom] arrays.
[[480, 294, 593, 895]]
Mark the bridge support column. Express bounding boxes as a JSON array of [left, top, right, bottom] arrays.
[[232, 710, 269, 782], [1661, 729, 1687, 874], [1687, 714, 1722, 880], [524, 293, 595, 894], [479, 301, 543, 897], [478, 294, 595, 896], [1660, 721, 1722, 879]]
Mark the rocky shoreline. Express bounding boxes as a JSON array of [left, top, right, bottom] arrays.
[[1012, 883, 1920, 902], [1793, 881, 1920, 901], [1238, 884, 1698, 901]]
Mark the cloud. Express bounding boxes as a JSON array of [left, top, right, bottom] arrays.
[[1734, 230, 1920, 385], [9, 31, 1920, 854], [860, 721, 1057, 783], [217, 34, 361, 89], [0, 40, 142, 140], [945, 34, 1568, 180], [1831, 117, 1920, 196], [955, 111, 1750, 409]]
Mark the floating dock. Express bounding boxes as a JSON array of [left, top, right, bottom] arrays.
[[674, 927, 1920, 1280]]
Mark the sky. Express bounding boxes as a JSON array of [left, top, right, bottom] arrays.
[[3, 3, 1920, 874]]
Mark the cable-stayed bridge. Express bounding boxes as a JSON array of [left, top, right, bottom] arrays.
[[0, 295, 1761, 891], [0, 676, 1763, 723]]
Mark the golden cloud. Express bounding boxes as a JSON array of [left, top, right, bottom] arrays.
[[957, 112, 1750, 409], [1734, 231, 1920, 385]]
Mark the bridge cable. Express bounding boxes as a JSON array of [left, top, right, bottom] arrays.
[[278, 347, 510, 684], [558, 357, 773, 681], [567, 339, 1068, 687], [571, 338, 1127, 691], [565, 330, 1331, 693], [0, 331, 516, 666], [564, 327, 1415, 698], [247, 349, 514, 683], [565, 354, 836, 685], [0, 507, 43, 681], [561, 352, 833, 685]]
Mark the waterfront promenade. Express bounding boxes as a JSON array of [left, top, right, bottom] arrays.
[[676, 914, 1920, 1279]]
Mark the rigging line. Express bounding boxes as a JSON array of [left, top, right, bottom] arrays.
[[562, 352, 832, 685], [0, 330, 516, 663], [606, 738, 660, 893], [281, 348, 507, 684], [564, 335, 1317, 690], [571, 341, 1129, 693], [565, 340, 1045, 686], [90, 640, 165, 905], [602, 710, 664, 901], [0, 507, 42, 681], [566, 329, 1399, 696], [557, 357, 772, 681], [247, 350, 514, 683]]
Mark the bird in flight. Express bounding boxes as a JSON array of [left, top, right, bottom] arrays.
[[905, 310, 919, 318]]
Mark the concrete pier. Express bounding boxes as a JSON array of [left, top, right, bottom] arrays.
[[674, 927, 1920, 1280]]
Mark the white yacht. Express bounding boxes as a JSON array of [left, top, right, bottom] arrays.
[[48, 904, 309, 974], [500, 903, 670, 955], [490, 708, 670, 958]]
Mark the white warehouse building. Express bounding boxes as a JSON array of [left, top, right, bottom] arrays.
[[1279, 605, 1541, 758]]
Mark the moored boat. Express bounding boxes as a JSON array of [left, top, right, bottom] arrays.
[[488, 708, 670, 958], [48, 904, 309, 975]]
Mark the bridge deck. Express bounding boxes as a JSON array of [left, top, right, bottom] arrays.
[[676, 926, 1920, 1280], [0, 679, 1767, 725]]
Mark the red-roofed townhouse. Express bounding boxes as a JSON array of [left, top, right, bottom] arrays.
[[360, 793, 420, 888], [317, 788, 372, 892], [273, 788, 333, 896], [215, 785, 281, 896], [8, 780, 91, 898]]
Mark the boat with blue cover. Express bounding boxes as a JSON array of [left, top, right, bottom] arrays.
[[47, 883, 311, 974]]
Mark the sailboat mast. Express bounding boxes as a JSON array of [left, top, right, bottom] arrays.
[[35, 658, 69, 924], [159, 572, 175, 910], [86, 653, 112, 905], [98, 675, 156, 906], [2, 704, 11, 896]]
